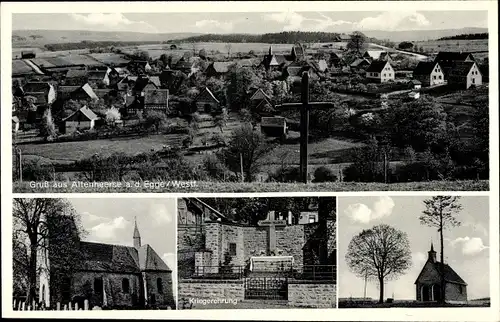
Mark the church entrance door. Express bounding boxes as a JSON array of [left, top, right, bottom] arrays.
[[432, 284, 441, 302], [94, 277, 104, 306], [421, 285, 430, 301]]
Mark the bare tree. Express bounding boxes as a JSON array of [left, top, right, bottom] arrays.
[[345, 224, 412, 303], [225, 43, 232, 58], [13, 198, 86, 304], [419, 196, 462, 304]]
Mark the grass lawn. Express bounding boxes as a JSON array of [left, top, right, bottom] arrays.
[[339, 301, 490, 308], [18, 134, 186, 162], [13, 180, 489, 193]]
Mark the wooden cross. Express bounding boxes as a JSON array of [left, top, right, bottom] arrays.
[[279, 71, 335, 183], [258, 211, 287, 255]]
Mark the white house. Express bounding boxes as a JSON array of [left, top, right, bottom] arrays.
[[365, 61, 395, 83], [62, 106, 99, 134]]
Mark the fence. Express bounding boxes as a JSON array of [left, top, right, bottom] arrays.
[[12, 299, 99, 311], [191, 265, 245, 280], [294, 265, 337, 282]]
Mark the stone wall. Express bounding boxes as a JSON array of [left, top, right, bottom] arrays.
[[178, 280, 245, 300], [143, 271, 176, 308], [288, 281, 336, 308], [177, 225, 204, 252], [243, 226, 268, 259], [445, 282, 467, 302], [276, 225, 305, 272], [72, 271, 142, 308], [220, 224, 245, 267]]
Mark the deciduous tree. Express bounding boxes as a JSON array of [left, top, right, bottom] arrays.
[[345, 224, 412, 303]]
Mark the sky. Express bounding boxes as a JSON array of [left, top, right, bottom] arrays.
[[12, 11, 488, 34], [68, 198, 177, 301], [338, 196, 490, 301]]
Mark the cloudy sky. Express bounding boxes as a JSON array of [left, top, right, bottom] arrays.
[[338, 196, 490, 301], [68, 198, 177, 300], [12, 11, 488, 34]]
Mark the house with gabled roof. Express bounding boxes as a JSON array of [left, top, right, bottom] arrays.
[[22, 82, 56, 106], [38, 216, 175, 309], [365, 61, 395, 83], [434, 51, 476, 79], [290, 43, 306, 61], [413, 61, 445, 87], [205, 62, 234, 78], [363, 50, 393, 62], [61, 106, 99, 133], [350, 58, 371, 72], [261, 46, 289, 70], [70, 83, 99, 101], [195, 87, 220, 114], [144, 89, 169, 112], [415, 243, 467, 303], [65, 69, 88, 86], [448, 61, 482, 89]]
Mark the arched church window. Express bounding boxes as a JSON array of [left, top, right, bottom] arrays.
[[157, 278, 163, 293], [122, 278, 130, 294]]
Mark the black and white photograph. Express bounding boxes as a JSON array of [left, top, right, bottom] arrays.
[[177, 197, 336, 309], [337, 195, 490, 308], [12, 197, 177, 310], [10, 9, 489, 193]]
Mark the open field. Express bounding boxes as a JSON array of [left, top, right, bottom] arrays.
[[414, 39, 488, 54], [13, 180, 488, 193]]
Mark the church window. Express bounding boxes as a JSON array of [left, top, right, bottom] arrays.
[[459, 285, 463, 294], [229, 243, 237, 256], [122, 278, 130, 294], [157, 278, 163, 294]]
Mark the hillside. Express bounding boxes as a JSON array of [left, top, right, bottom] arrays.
[[362, 27, 488, 42], [12, 29, 201, 46]]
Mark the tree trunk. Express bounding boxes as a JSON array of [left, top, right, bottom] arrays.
[[378, 277, 384, 303], [440, 211, 445, 304], [28, 244, 38, 304]]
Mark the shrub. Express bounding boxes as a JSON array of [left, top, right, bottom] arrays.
[[313, 166, 338, 182], [268, 166, 301, 183], [21, 160, 54, 181], [202, 154, 228, 181]]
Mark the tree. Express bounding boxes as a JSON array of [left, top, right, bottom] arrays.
[[419, 196, 462, 304], [39, 108, 57, 141], [345, 224, 412, 303], [225, 43, 232, 58], [219, 124, 272, 182], [227, 66, 262, 110], [105, 107, 121, 125], [346, 31, 367, 54], [13, 198, 86, 305], [398, 41, 414, 51], [144, 110, 167, 133]]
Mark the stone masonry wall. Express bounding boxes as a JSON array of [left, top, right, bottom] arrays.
[[243, 226, 268, 259], [445, 283, 467, 302], [220, 224, 245, 268], [144, 271, 176, 308], [288, 282, 336, 308], [205, 223, 221, 269], [277, 225, 305, 272], [178, 280, 245, 300], [72, 271, 142, 308]]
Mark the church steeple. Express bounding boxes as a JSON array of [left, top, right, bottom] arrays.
[[133, 217, 141, 250], [268, 45, 273, 56], [428, 242, 436, 263]]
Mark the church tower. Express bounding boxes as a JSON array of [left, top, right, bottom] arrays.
[[268, 45, 273, 56], [428, 242, 436, 263], [133, 217, 141, 250]]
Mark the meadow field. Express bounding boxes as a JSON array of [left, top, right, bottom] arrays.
[[414, 39, 488, 53]]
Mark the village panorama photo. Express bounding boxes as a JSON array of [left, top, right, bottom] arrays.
[[10, 10, 489, 192], [12, 198, 178, 311]]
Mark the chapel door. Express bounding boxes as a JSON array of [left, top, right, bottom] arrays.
[[421, 285, 430, 301], [432, 284, 442, 302], [93, 277, 104, 306]]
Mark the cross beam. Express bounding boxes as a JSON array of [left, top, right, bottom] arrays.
[[278, 72, 335, 183]]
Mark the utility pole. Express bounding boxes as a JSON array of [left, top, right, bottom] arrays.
[[240, 153, 244, 182], [16, 147, 23, 182]]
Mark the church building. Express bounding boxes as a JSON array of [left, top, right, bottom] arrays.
[[38, 217, 175, 309], [414, 243, 468, 303]]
